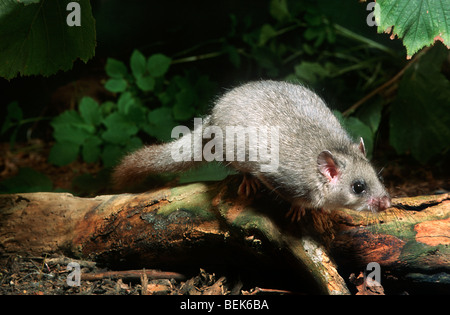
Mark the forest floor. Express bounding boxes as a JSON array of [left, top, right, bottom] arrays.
[[0, 255, 254, 295]]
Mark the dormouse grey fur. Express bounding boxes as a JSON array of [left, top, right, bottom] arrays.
[[113, 80, 391, 213]]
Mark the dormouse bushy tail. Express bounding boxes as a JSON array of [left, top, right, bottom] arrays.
[[112, 123, 206, 189]]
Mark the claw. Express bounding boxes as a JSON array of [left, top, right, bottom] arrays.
[[286, 204, 306, 222], [238, 174, 261, 197]]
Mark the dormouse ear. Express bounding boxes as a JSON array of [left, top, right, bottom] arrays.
[[358, 137, 366, 156], [317, 150, 340, 183]]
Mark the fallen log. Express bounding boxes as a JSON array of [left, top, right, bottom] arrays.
[[0, 176, 449, 294], [330, 193, 450, 293]]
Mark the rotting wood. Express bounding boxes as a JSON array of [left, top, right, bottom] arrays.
[[330, 194, 450, 270], [0, 176, 449, 294]]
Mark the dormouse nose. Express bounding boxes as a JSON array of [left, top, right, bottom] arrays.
[[378, 195, 391, 211]]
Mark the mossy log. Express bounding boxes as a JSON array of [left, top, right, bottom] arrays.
[[0, 176, 449, 294]]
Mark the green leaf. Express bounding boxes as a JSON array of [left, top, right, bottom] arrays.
[[343, 117, 374, 158], [101, 128, 130, 146], [82, 135, 102, 163], [105, 58, 128, 79], [294, 62, 330, 84], [355, 99, 383, 134], [224, 45, 241, 68], [178, 162, 237, 184], [269, 0, 291, 22], [194, 75, 218, 114], [1, 101, 23, 134], [147, 107, 173, 125], [102, 112, 138, 144], [147, 54, 172, 77], [173, 88, 196, 121], [376, 0, 450, 57], [0, 168, 53, 193], [116, 92, 147, 125], [101, 144, 124, 167], [51, 109, 83, 126], [332, 110, 345, 126], [125, 103, 147, 126], [117, 92, 135, 115], [259, 24, 277, 46], [130, 49, 146, 78], [102, 112, 133, 131], [79, 97, 101, 126], [136, 75, 156, 91], [0, 0, 96, 80], [146, 107, 177, 141], [51, 111, 95, 146], [52, 124, 92, 146], [389, 44, 450, 163], [48, 141, 80, 166], [100, 101, 116, 116], [252, 47, 282, 77], [50, 109, 98, 164], [125, 136, 143, 153], [51, 110, 94, 146], [333, 111, 375, 158], [105, 78, 128, 93]]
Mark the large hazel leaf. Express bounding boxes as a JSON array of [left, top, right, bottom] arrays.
[[375, 0, 450, 58], [0, 0, 96, 80]]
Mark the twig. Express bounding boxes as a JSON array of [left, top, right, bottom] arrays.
[[247, 287, 294, 295], [171, 51, 226, 65], [342, 46, 430, 116], [334, 24, 397, 56], [80, 269, 185, 282], [140, 269, 149, 295]]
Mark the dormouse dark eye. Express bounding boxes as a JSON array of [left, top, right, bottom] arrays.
[[352, 180, 366, 195]]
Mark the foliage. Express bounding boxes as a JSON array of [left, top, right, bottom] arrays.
[[49, 50, 217, 168], [389, 44, 450, 163], [1, 101, 50, 147], [1, 102, 24, 147], [334, 100, 382, 159], [178, 162, 237, 184], [0, 168, 53, 193], [0, 0, 95, 80], [375, 0, 450, 58], [1, 0, 448, 80]]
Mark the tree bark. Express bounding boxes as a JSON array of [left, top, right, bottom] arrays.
[[0, 176, 449, 294]]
